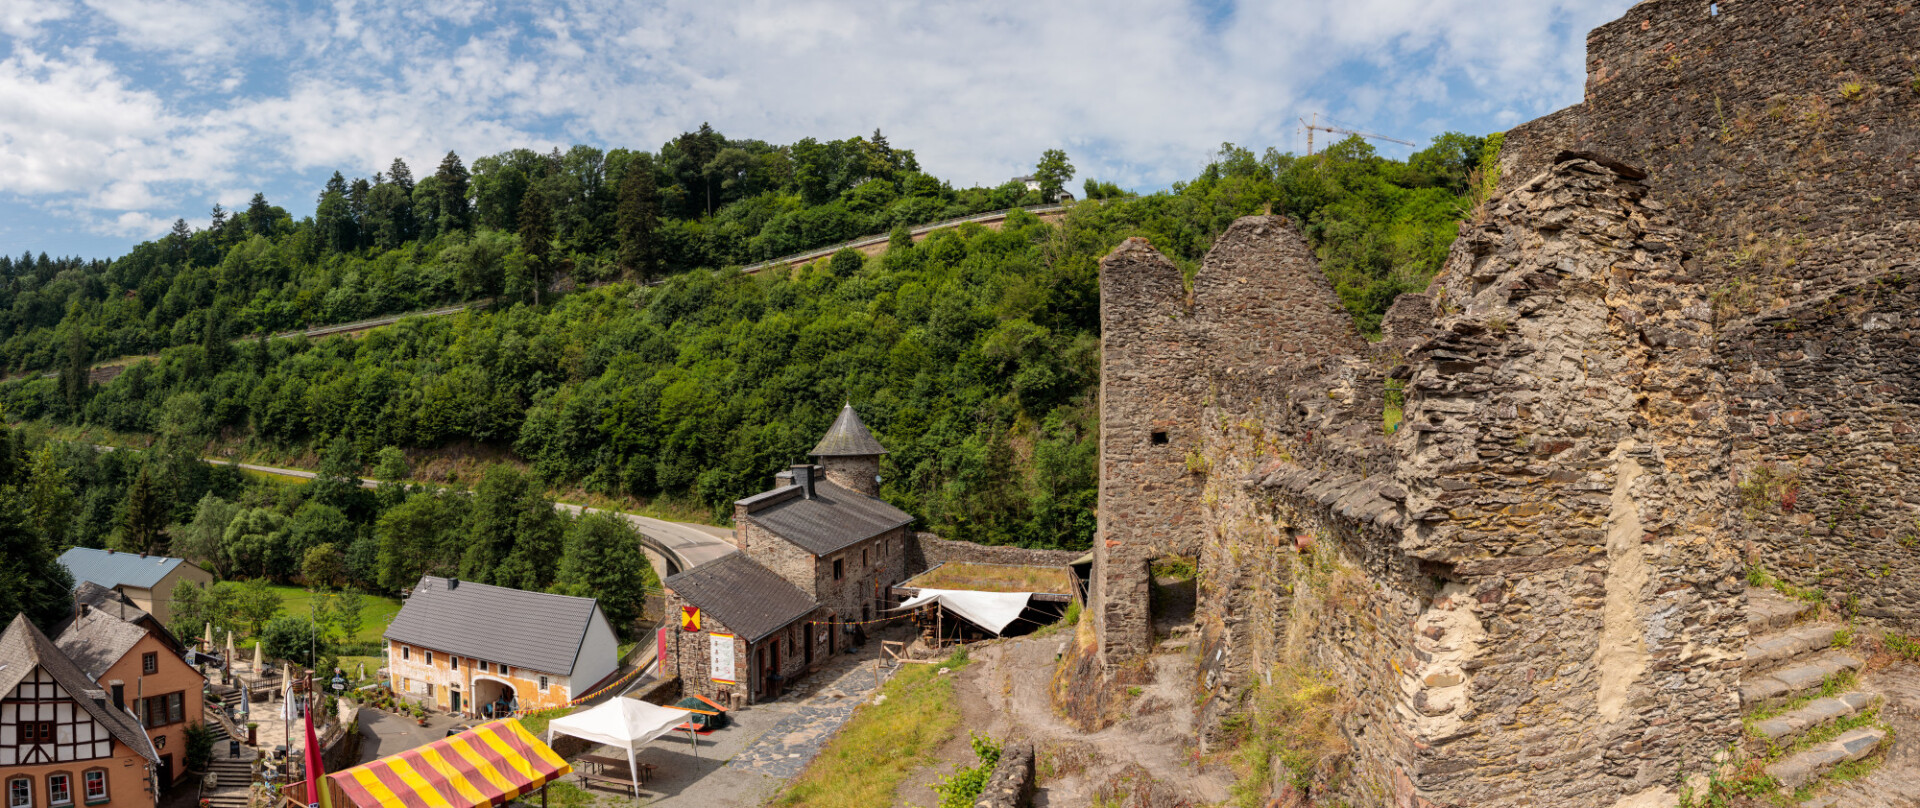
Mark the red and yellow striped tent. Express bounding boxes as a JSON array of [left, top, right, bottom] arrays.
[[325, 719, 572, 808]]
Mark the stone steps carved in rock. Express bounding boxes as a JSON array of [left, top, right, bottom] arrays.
[[1748, 589, 1820, 634], [1740, 650, 1865, 708], [1744, 624, 1839, 672], [1763, 726, 1889, 791], [1749, 691, 1877, 742]]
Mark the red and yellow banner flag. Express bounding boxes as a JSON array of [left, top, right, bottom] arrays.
[[680, 605, 702, 632]]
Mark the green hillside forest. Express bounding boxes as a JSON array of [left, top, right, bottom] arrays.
[[0, 127, 1499, 554]]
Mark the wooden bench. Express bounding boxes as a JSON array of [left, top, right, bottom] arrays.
[[575, 770, 643, 796]]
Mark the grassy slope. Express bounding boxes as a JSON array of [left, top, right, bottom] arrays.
[[268, 584, 402, 643], [775, 653, 970, 808]]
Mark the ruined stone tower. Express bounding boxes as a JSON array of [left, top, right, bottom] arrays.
[[1081, 1, 1920, 804]]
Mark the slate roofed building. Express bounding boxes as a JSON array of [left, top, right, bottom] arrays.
[[55, 548, 212, 626], [1, 614, 160, 808], [384, 576, 620, 716], [663, 405, 914, 706]]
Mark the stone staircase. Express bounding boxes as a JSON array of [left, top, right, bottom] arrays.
[[202, 685, 255, 808], [1740, 590, 1890, 799]]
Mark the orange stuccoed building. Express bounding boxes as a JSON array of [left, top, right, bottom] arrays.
[[2, 614, 162, 808]]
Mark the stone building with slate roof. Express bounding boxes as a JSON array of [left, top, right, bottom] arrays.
[[1, 614, 160, 808], [384, 576, 620, 715], [55, 548, 212, 626], [662, 406, 914, 705]]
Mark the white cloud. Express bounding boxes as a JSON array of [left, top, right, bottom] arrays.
[[4, 0, 1641, 253], [1, 0, 73, 38]]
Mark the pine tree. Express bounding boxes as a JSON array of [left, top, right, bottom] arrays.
[[516, 188, 553, 304], [59, 328, 88, 414], [116, 467, 168, 554], [247, 192, 275, 236], [616, 156, 660, 278], [435, 151, 472, 232]]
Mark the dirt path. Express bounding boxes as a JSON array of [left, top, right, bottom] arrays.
[[892, 625, 1233, 808]]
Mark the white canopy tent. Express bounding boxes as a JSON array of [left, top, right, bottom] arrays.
[[545, 698, 695, 797], [892, 589, 1034, 636]]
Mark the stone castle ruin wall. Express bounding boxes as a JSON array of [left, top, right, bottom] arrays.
[[1500, 0, 1920, 631], [1078, 2, 1920, 804]]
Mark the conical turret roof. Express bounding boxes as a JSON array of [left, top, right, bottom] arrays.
[[810, 404, 889, 456]]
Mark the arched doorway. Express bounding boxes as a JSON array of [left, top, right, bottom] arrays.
[[472, 676, 518, 719]]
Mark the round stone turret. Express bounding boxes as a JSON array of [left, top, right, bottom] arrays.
[[810, 404, 886, 497]]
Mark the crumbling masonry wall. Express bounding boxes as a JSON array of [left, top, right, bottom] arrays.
[[1720, 274, 1920, 628], [1499, 0, 1920, 625]]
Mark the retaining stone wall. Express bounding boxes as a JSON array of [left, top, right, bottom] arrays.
[[907, 534, 1084, 575], [973, 740, 1035, 808], [1721, 273, 1920, 628]]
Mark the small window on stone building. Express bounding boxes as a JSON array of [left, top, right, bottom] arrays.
[[450, 656, 459, 671], [142, 652, 157, 674], [1151, 431, 1169, 445], [833, 558, 844, 580], [862, 548, 868, 568], [425, 651, 434, 666]]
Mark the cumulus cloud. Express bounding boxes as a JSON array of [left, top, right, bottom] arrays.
[[2, 0, 1638, 253]]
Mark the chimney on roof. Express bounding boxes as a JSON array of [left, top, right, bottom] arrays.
[[791, 464, 815, 499], [138, 551, 147, 558], [447, 578, 459, 590], [79, 604, 90, 619]]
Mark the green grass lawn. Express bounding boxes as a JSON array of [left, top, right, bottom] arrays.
[[268, 585, 402, 644]]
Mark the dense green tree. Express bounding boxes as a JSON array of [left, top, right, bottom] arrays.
[[616, 155, 660, 277], [375, 491, 455, 591], [224, 508, 291, 579], [114, 467, 168, 554], [515, 188, 554, 304], [301, 543, 345, 589], [435, 151, 473, 232], [552, 513, 657, 637], [260, 614, 323, 667], [0, 492, 75, 634], [24, 446, 75, 549], [1034, 150, 1074, 203], [461, 465, 563, 591], [172, 493, 241, 576], [234, 578, 282, 637]]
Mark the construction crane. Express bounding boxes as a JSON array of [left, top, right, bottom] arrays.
[[1298, 113, 1416, 155]]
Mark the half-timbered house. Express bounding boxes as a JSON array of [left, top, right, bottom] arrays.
[[1, 614, 159, 808]]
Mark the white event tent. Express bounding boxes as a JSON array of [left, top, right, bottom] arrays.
[[892, 589, 1034, 635], [545, 698, 695, 797]]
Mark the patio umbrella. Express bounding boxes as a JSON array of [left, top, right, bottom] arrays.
[[225, 631, 236, 664], [252, 641, 263, 674], [204, 622, 213, 651]]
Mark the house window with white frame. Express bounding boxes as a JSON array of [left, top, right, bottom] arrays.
[[7, 776, 30, 808], [82, 770, 106, 804], [46, 774, 70, 807]]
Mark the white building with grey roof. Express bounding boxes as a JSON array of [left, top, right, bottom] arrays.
[[383, 576, 620, 715]]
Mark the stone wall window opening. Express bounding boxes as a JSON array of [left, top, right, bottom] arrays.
[[7, 775, 28, 808], [833, 558, 845, 581], [1151, 431, 1170, 445]]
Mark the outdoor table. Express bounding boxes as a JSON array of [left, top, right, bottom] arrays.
[[579, 754, 654, 784]]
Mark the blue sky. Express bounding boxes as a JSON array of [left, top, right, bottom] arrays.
[[1, 0, 1637, 260]]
